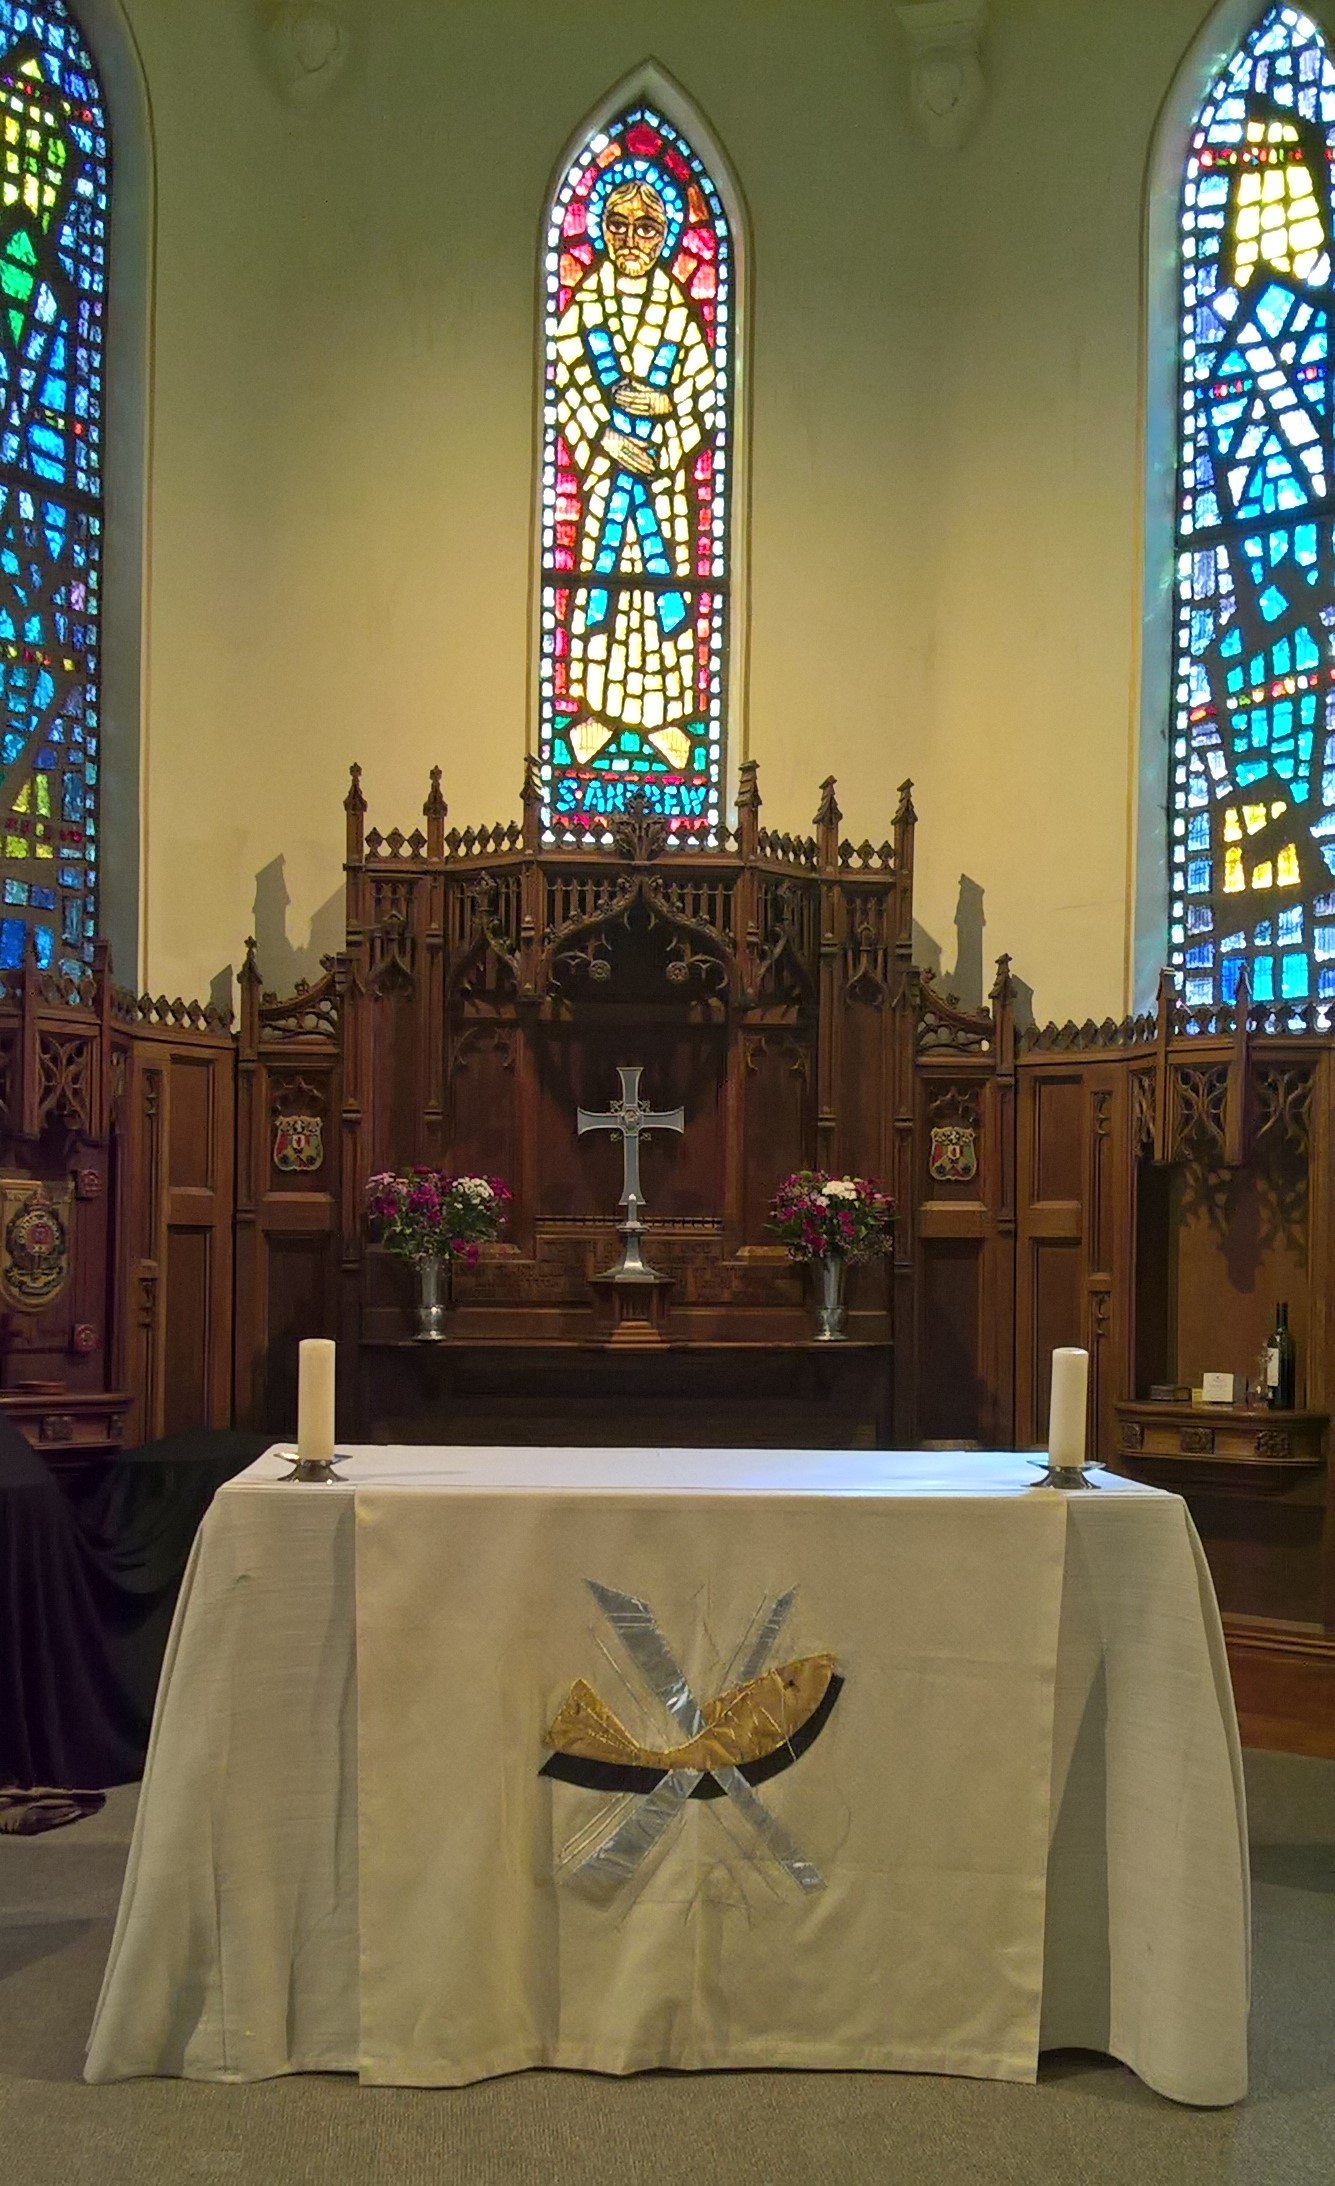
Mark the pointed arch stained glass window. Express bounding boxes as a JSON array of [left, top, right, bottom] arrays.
[[1172, 6, 1335, 1010], [0, 3, 106, 978], [538, 104, 732, 843]]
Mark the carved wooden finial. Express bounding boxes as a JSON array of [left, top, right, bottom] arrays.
[[735, 757, 761, 858], [988, 951, 1014, 1005], [610, 785, 668, 865], [815, 774, 842, 872], [345, 763, 367, 862], [815, 775, 841, 829], [520, 753, 542, 851], [894, 779, 917, 825], [423, 766, 447, 857], [240, 935, 261, 987]]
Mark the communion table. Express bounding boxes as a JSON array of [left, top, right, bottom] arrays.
[[84, 1447, 1250, 2106]]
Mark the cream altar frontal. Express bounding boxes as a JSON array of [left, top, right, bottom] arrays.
[[85, 1448, 1250, 2107]]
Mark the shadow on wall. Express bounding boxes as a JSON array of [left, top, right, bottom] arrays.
[[205, 858, 345, 1019], [208, 964, 234, 1021], [914, 875, 1035, 1033], [251, 857, 345, 997]]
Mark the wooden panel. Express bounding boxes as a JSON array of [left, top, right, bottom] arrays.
[[1225, 1617, 1335, 1757], [371, 987, 423, 1177], [233, 1043, 341, 1432], [162, 1227, 210, 1435], [1030, 1240, 1082, 1450], [448, 1025, 518, 1184], [1034, 1077, 1083, 1203], [1169, 1163, 1310, 1399], [168, 1056, 214, 1190], [359, 1342, 892, 1451], [1014, 1066, 1089, 1449], [262, 1234, 334, 1437], [1133, 1164, 1173, 1397], [126, 1030, 235, 1439], [1183, 1488, 1326, 1623], [741, 1033, 809, 1244], [123, 1055, 164, 1443], [531, 1022, 727, 1221], [918, 1241, 984, 1444], [838, 999, 887, 1182]]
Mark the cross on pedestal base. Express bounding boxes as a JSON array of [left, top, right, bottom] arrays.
[[577, 1066, 685, 1346]]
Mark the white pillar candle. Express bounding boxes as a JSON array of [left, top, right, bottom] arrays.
[[297, 1337, 336, 1462], [1047, 1346, 1089, 1469]]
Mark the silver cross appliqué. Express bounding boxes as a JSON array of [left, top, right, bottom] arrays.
[[560, 1581, 826, 1897]]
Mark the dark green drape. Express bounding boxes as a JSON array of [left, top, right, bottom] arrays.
[[1, 1426, 268, 1788]]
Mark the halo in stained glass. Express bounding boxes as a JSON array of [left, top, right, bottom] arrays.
[[0, 2, 106, 980], [538, 102, 732, 844], [1171, 5, 1335, 1013]]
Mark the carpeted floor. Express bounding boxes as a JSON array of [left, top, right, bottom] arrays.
[[1, 1753, 1332, 2186]]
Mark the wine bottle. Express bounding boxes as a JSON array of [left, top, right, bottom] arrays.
[[1266, 1302, 1297, 1411]]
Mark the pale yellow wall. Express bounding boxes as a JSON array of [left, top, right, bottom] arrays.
[[117, 0, 1236, 1021]]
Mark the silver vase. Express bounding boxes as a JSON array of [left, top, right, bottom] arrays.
[[414, 1254, 450, 1342], [814, 1254, 848, 1342]]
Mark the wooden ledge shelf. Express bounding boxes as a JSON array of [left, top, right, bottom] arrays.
[[355, 1338, 894, 1449], [360, 1337, 892, 1354], [0, 1388, 132, 1468], [1114, 1400, 1326, 1477]]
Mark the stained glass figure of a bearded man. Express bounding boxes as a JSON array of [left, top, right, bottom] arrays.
[[552, 169, 716, 782]]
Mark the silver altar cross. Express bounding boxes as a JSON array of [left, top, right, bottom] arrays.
[[577, 1065, 684, 1280]]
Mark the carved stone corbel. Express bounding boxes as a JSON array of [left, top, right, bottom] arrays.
[[260, 2, 351, 109], [894, 0, 987, 151]]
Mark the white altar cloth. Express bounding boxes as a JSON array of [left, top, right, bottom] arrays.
[[85, 1448, 1249, 2105]]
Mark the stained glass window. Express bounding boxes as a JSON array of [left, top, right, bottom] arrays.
[[538, 103, 732, 843], [0, 3, 105, 980], [1172, 6, 1335, 1010]]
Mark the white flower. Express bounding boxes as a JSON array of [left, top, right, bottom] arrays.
[[456, 1176, 494, 1199], [821, 1178, 859, 1200]]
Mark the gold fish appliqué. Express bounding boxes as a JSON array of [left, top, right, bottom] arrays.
[[545, 1653, 837, 1774]]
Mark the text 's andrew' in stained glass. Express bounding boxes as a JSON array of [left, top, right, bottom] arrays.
[[539, 106, 731, 845]]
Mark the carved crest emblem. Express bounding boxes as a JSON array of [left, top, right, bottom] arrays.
[[929, 1123, 977, 1183], [273, 1113, 324, 1173], [0, 1176, 72, 1311]]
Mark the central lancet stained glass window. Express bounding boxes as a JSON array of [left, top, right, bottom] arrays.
[[538, 103, 732, 844], [1172, 6, 1335, 1010]]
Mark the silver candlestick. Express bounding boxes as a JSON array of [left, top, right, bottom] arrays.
[[1027, 1456, 1101, 1491], [277, 1448, 351, 1484]]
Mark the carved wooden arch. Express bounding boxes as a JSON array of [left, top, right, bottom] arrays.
[[542, 870, 735, 1000]]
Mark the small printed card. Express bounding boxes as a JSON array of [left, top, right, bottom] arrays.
[[1201, 1371, 1235, 1405]]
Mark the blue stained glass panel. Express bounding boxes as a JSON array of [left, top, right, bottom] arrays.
[[1171, 5, 1335, 1011], [0, 4, 106, 975]]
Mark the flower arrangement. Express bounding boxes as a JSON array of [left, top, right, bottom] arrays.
[[768, 1170, 894, 1263], [365, 1168, 512, 1267]]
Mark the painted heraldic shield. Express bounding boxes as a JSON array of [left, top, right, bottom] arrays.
[[0, 1177, 73, 1310]]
